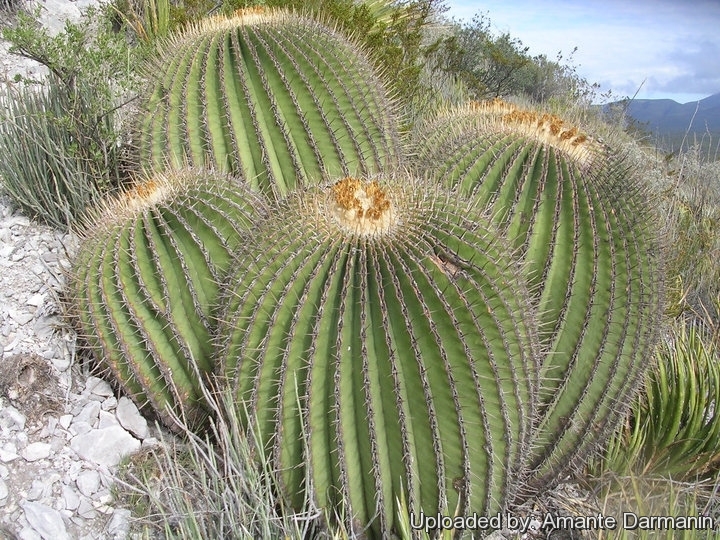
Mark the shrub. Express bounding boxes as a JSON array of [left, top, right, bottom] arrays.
[[0, 5, 142, 229]]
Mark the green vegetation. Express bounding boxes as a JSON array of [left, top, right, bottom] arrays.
[[134, 9, 401, 196], [595, 322, 720, 481], [411, 100, 663, 490], [0, 5, 142, 228], [426, 12, 602, 107], [0, 76, 113, 229], [217, 174, 539, 536]]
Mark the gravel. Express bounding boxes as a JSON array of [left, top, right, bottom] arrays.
[[0, 194, 162, 539], [0, 2, 161, 538]]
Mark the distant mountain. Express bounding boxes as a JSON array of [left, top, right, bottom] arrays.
[[617, 92, 720, 133], [604, 92, 720, 154]]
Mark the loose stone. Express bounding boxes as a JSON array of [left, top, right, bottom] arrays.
[[84, 377, 114, 398], [106, 508, 131, 539], [69, 426, 140, 467], [58, 415, 73, 430], [61, 484, 80, 511], [21, 500, 70, 540], [116, 397, 149, 440], [75, 470, 100, 497], [21, 442, 52, 462]]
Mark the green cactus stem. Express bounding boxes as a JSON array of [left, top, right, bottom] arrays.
[[69, 168, 267, 428], [410, 100, 663, 489], [135, 8, 401, 197], [217, 174, 541, 538]]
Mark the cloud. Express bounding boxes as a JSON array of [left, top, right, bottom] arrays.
[[654, 41, 720, 93], [443, 0, 720, 102]]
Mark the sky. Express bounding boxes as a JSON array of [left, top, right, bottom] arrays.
[[442, 0, 720, 104]]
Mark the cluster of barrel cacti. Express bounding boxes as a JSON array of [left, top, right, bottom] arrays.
[[66, 7, 662, 539]]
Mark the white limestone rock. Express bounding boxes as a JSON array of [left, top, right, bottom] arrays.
[[115, 397, 149, 440], [69, 426, 140, 467], [75, 469, 100, 497], [22, 442, 51, 462], [21, 501, 70, 540]]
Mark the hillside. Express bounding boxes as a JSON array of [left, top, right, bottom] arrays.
[[606, 92, 720, 155]]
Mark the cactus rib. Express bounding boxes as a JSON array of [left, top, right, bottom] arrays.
[[218, 175, 540, 538], [136, 9, 401, 196], [69, 169, 267, 428], [409, 100, 663, 490]]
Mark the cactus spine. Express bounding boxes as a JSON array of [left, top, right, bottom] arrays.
[[217, 175, 541, 538], [136, 8, 401, 197], [69, 168, 266, 428], [410, 100, 663, 487], [64, 2, 665, 531]]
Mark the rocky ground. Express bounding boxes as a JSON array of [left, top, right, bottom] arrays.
[[0, 2, 165, 539], [0, 201, 162, 540]]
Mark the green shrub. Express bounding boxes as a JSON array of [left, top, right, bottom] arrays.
[[0, 5, 142, 229]]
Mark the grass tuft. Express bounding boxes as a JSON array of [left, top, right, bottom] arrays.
[[0, 76, 124, 229], [114, 379, 350, 539]]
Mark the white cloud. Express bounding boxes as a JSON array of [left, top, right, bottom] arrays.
[[443, 0, 720, 102]]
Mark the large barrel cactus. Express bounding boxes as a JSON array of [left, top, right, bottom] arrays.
[[410, 100, 663, 488], [69, 168, 266, 428], [135, 8, 401, 197], [217, 175, 541, 537]]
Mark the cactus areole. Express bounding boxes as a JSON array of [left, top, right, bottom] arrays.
[[218, 175, 540, 538]]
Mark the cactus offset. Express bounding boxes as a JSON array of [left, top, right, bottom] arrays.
[[410, 100, 663, 488], [217, 175, 541, 538], [136, 8, 401, 197], [69, 168, 266, 428]]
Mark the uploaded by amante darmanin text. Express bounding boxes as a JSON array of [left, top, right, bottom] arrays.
[[409, 511, 717, 534]]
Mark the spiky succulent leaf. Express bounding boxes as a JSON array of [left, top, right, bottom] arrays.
[[410, 100, 663, 489], [69, 168, 266, 428], [136, 8, 401, 197], [217, 175, 540, 538]]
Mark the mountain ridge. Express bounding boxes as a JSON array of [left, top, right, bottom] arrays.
[[606, 92, 720, 135]]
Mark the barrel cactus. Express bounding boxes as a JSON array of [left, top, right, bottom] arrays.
[[135, 8, 402, 197], [410, 100, 663, 488], [216, 174, 541, 537], [68, 168, 266, 428]]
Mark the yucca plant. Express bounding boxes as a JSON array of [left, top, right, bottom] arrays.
[[0, 75, 122, 230], [111, 0, 172, 43], [68, 168, 266, 428], [409, 99, 663, 490], [595, 322, 720, 481], [217, 175, 541, 538], [134, 7, 402, 197]]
